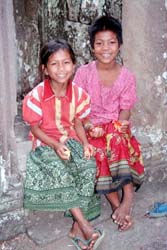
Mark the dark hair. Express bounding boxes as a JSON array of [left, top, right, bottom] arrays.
[[40, 39, 76, 66], [88, 16, 123, 48]]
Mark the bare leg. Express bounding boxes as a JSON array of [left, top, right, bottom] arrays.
[[105, 191, 121, 212], [112, 183, 134, 231], [105, 191, 124, 228], [70, 208, 101, 250], [69, 221, 84, 239]]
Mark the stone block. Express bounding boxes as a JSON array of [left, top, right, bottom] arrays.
[[16, 141, 31, 174], [0, 210, 26, 241]]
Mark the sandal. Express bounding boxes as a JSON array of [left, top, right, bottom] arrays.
[[93, 228, 105, 249], [70, 236, 88, 250], [70, 228, 105, 250], [146, 202, 167, 218]]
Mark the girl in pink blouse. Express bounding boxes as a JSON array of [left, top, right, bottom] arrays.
[[74, 16, 144, 232]]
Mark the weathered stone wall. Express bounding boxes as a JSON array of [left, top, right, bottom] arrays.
[[0, 0, 25, 240], [122, 0, 167, 185], [14, 0, 122, 98], [13, 0, 41, 97]]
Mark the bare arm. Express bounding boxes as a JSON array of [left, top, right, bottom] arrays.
[[74, 118, 94, 158], [74, 118, 89, 146], [118, 110, 131, 133], [118, 109, 131, 121]]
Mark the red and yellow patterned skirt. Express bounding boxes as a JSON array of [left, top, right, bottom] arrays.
[[87, 121, 145, 194]]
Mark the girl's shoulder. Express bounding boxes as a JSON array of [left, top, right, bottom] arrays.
[[120, 66, 136, 85], [25, 81, 45, 99]]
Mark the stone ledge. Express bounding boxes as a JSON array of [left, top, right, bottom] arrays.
[[0, 209, 26, 241]]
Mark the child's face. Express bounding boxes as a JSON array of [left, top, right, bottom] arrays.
[[93, 30, 120, 65], [44, 49, 75, 85]]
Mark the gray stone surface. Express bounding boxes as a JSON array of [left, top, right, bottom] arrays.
[[14, 0, 122, 96], [0, 210, 25, 241], [0, 183, 167, 250]]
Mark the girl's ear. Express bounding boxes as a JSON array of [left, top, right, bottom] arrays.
[[41, 64, 45, 71], [91, 49, 96, 59], [42, 64, 48, 76]]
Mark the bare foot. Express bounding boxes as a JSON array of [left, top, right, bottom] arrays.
[[79, 221, 103, 250], [118, 215, 134, 231], [69, 222, 88, 250], [69, 221, 102, 250], [69, 207, 104, 250], [112, 200, 133, 229], [112, 183, 134, 230]]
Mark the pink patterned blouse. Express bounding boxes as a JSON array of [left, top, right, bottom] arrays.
[[73, 61, 137, 125]]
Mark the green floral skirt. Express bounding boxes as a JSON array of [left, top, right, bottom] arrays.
[[24, 139, 101, 220]]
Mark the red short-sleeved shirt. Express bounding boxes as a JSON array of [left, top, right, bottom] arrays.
[[23, 79, 90, 149]]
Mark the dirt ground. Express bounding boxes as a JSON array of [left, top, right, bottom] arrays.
[[1, 183, 167, 250]]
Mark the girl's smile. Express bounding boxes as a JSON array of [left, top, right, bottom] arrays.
[[93, 30, 120, 65]]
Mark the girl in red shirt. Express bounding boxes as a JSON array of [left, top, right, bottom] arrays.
[[23, 39, 104, 250]]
